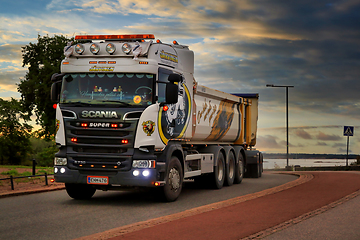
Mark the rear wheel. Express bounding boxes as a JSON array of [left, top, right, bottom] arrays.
[[162, 156, 183, 202], [234, 153, 244, 184], [65, 183, 96, 200], [212, 152, 225, 189], [259, 152, 263, 177], [225, 151, 235, 186], [249, 162, 261, 178]]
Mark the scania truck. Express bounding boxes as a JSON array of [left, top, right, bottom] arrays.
[[51, 34, 263, 201]]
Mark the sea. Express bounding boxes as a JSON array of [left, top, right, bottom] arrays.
[[263, 159, 357, 169]]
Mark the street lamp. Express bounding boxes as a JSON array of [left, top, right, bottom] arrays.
[[266, 84, 294, 169]]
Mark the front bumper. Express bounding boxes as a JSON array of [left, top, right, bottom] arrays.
[[54, 166, 159, 187]]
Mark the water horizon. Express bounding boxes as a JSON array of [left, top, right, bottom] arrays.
[[263, 158, 357, 169]]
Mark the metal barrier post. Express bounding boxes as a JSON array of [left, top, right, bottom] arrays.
[[10, 176, 14, 190], [45, 173, 48, 185], [32, 159, 37, 176]]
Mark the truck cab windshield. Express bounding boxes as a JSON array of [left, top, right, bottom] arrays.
[[60, 73, 154, 107]]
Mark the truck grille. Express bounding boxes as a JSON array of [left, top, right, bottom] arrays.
[[65, 119, 137, 171]]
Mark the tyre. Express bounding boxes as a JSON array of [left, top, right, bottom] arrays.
[[258, 153, 263, 177], [212, 152, 225, 189], [234, 153, 244, 184], [162, 156, 183, 202], [250, 162, 260, 178], [225, 151, 235, 186], [65, 183, 96, 200]]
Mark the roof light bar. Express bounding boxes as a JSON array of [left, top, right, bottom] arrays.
[[75, 34, 155, 41]]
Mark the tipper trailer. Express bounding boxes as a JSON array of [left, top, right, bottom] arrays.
[[51, 34, 263, 201]]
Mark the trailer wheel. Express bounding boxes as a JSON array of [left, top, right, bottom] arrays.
[[225, 151, 235, 186], [249, 162, 261, 178], [212, 152, 225, 189], [234, 153, 244, 184], [65, 183, 96, 200], [258, 153, 263, 177], [163, 156, 183, 202]]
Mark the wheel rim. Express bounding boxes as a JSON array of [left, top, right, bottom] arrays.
[[239, 160, 243, 178], [169, 167, 180, 191], [229, 157, 235, 179], [217, 158, 224, 181]]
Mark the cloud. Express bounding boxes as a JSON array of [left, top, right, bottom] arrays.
[[295, 129, 312, 139], [317, 131, 342, 141], [256, 135, 282, 149], [316, 142, 327, 146]]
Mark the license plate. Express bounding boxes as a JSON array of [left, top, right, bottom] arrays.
[[87, 176, 109, 185]]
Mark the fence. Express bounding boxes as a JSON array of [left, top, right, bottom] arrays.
[[0, 173, 54, 190]]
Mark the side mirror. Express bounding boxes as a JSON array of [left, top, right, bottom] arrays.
[[165, 83, 178, 104], [51, 82, 61, 102], [168, 73, 182, 83], [51, 73, 65, 82]]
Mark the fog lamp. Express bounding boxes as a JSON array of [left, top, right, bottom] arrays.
[[142, 170, 150, 177], [133, 170, 140, 176], [122, 43, 131, 54], [90, 43, 100, 54], [74, 43, 85, 54], [106, 43, 116, 54]]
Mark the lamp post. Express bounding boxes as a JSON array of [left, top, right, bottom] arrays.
[[266, 84, 294, 168]]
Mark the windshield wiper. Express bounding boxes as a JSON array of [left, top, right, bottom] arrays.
[[97, 100, 131, 106], [62, 102, 93, 106]]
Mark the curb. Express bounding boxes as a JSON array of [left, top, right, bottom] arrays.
[[0, 185, 65, 199]]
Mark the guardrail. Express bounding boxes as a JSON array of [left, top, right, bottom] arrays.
[[0, 173, 53, 190]]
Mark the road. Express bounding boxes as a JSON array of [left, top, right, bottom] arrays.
[[0, 173, 296, 240]]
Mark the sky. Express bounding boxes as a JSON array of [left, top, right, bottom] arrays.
[[1, 0, 359, 155]]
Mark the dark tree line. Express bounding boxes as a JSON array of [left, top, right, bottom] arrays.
[[0, 35, 71, 165]]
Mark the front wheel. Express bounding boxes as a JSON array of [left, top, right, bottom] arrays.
[[162, 156, 183, 202], [65, 183, 96, 200]]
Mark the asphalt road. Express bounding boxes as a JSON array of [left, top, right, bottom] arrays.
[[0, 173, 296, 240]]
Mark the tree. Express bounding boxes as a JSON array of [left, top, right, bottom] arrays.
[[18, 34, 72, 139], [0, 98, 32, 165]]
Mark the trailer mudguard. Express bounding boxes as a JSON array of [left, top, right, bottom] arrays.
[[245, 150, 260, 164]]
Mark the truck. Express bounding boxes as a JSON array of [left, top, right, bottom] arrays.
[[51, 34, 263, 202]]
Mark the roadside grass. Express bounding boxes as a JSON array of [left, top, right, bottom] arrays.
[[0, 166, 54, 177], [0, 166, 54, 186]]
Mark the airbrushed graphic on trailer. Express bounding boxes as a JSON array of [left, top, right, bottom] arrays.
[[192, 94, 241, 143]]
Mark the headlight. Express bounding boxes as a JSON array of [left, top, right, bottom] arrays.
[[90, 43, 100, 54], [106, 43, 116, 54], [54, 157, 67, 166], [122, 43, 131, 54], [74, 43, 85, 54], [132, 160, 155, 168]]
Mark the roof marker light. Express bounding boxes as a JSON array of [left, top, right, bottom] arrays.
[[75, 34, 155, 40], [173, 40, 178, 45]]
